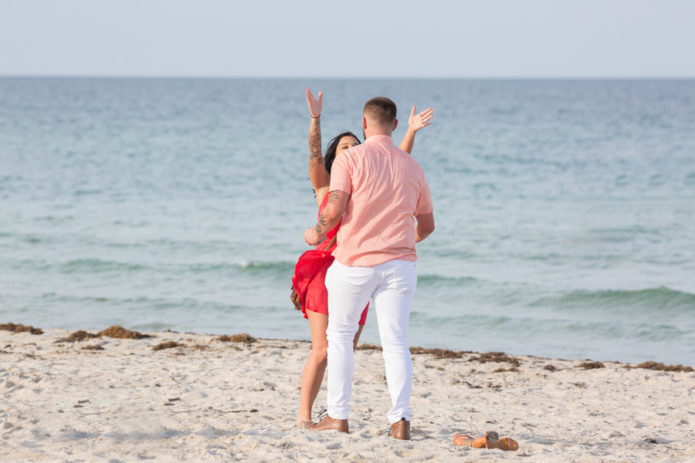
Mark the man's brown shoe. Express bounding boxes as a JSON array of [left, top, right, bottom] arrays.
[[307, 415, 349, 433], [390, 418, 411, 440]]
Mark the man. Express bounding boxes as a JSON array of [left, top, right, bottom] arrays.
[[304, 96, 435, 440]]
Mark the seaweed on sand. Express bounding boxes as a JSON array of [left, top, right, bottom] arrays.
[[470, 352, 521, 367], [97, 325, 151, 339], [355, 343, 382, 351], [152, 341, 184, 351], [357, 344, 467, 360], [55, 330, 98, 343], [578, 361, 605, 369], [0, 323, 43, 335], [410, 346, 465, 359], [217, 333, 257, 343], [630, 361, 693, 373]]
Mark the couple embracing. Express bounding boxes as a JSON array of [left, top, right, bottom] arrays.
[[292, 89, 435, 439]]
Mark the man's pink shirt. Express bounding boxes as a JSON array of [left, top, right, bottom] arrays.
[[329, 134, 433, 267]]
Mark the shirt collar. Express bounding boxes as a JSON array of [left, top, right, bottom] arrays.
[[364, 134, 394, 145]]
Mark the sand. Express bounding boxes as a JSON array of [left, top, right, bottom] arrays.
[[1, 326, 693, 462]]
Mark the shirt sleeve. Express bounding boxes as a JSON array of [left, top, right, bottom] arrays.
[[329, 153, 352, 195], [414, 172, 433, 216]]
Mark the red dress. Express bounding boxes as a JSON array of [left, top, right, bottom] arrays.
[[292, 194, 369, 325]]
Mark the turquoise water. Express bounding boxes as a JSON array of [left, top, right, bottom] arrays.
[[1, 77, 694, 365]]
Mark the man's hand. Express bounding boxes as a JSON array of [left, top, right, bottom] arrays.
[[415, 212, 435, 243], [306, 88, 323, 118], [304, 226, 324, 246], [408, 106, 434, 132]]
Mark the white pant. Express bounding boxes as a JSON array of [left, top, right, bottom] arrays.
[[325, 259, 417, 424]]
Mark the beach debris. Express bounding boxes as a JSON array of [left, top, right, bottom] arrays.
[[543, 364, 557, 372], [0, 323, 43, 335], [493, 367, 519, 373], [56, 327, 149, 344], [453, 431, 518, 451], [81, 345, 104, 351], [457, 380, 482, 389], [358, 343, 469, 359], [644, 437, 662, 444], [578, 361, 605, 369], [74, 399, 90, 408], [152, 341, 183, 351], [55, 330, 98, 343], [411, 346, 464, 359], [356, 343, 382, 351], [97, 325, 151, 339], [216, 333, 257, 343], [630, 361, 693, 373], [470, 352, 521, 367]]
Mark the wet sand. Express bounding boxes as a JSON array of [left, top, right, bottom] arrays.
[[1, 325, 693, 462]]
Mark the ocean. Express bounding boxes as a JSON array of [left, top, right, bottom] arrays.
[[1, 77, 694, 365]]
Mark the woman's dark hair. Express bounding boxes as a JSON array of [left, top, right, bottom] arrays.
[[324, 131, 361, 174]]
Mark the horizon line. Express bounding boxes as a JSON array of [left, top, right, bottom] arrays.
[[2, 74, 695, 80]]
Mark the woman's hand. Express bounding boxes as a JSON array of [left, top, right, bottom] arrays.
[[408, 105, 434, 132], [306, 88, 323, 118], [304, 226, 324, 246], [399, 105, 434, 154]]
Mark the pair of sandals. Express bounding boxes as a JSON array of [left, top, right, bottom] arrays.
[[453, 431, 519, 451], [301, 411, 518, 452]]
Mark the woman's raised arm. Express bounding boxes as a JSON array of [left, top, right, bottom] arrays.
[[399, 105, 434, 154], [306, 88, 330, 205]]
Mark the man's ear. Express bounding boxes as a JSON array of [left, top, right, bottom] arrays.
[[392, 119, 398, 131], [362, 116, 368, 130]]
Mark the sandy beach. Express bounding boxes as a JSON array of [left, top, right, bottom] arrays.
[[1, 324, 693, 462]]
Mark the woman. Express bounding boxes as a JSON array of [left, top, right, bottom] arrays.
[[293, 88, 433, 427]]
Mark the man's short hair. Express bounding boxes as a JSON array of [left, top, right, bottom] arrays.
[[363, 97, 397, 126]]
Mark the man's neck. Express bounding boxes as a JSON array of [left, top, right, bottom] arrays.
[[364, 131, 392, 139], [364, 134, 394, 145]]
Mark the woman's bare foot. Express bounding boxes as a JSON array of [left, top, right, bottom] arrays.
[[296, 418, 313, 429]]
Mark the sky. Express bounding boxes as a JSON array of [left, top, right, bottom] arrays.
[[2, 0, 694, 78]]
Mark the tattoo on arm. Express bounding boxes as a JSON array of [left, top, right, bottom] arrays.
[[315, 208, 329, 235], [309, 118, 323, 168], [314, 191, 345, 235], [327, 191, 341, 205]]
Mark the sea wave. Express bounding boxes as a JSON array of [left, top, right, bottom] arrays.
[[417, 274, 480, 287], [188, 260, 295, 275], [59, 258, 148, 273], [9, 258, 296, 276], [530, 287, 695, 311]]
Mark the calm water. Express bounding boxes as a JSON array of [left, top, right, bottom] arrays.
[[1, 77, 694, 365]]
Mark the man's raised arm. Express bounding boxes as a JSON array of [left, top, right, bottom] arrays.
[[398, 105, 434, 154], [304, 190, 349, 246]]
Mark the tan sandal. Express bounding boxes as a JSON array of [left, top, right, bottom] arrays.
[[453, 433, 487, 448], [453, 431, 518, 451], [487, 436, 519, 451]]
